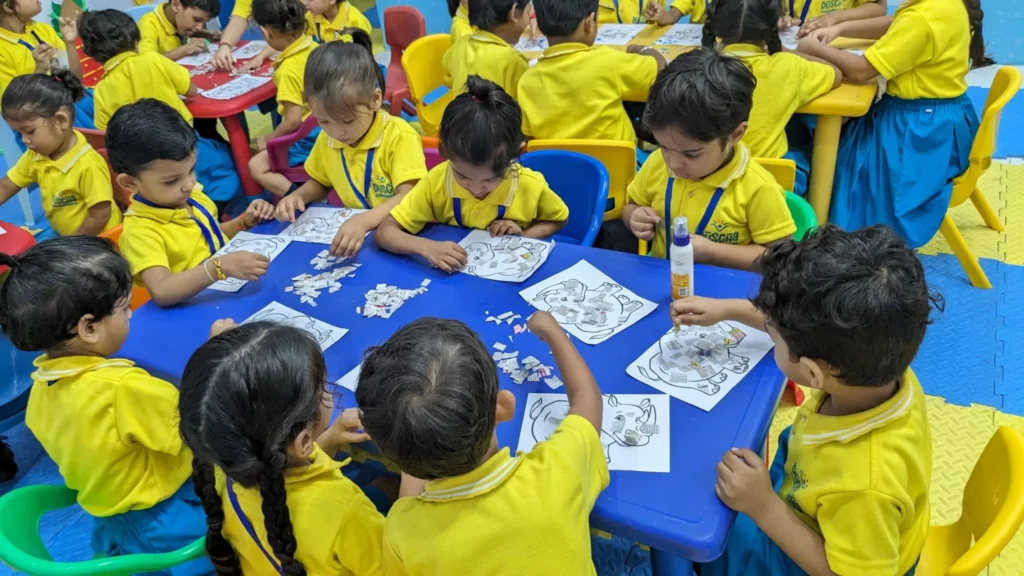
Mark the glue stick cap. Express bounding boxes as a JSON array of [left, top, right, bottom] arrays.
[[672, 217, 690, 247]]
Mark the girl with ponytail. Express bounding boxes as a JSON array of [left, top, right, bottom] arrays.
[[179, 322, 384, 576]]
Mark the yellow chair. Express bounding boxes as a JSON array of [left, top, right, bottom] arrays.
[[402, 34, 454, 137], [918, 426, 1024, 576], [940, 66, 1020, 289], [526, 139, 637, 221], [99, 225, 151, 310]]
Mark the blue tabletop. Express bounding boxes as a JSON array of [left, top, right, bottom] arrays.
[[120, 220, 784, 563]]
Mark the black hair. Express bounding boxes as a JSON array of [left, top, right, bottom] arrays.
[[963, 0, 994, 68], [468, 0, 525, 30], [180, 0, 221, 17], [180, 322, 329, 576], [356, 318, 499, 480], [0, 236, 132, 352], [304, 29, 384, 120], [1, 71, 84, 123], [447, 0, 462, 17], [79, 9, 140, 63], [106, 99, 197, 176], [752, 224, 941, 387], [439, 75, 522, 176], [701, 0, 781, 54], [252, 0, 306, 35], [532, 0, 597, 38], [643, 48, 755, 144]]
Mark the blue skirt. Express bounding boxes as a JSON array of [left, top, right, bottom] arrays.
[[196, 132, 244, 204], [288, 125, 321, 167], [91, 478, 214, 576], [829, 94, 978, 248], [783, 146, 811, 198], [73, 89, 96, 130]]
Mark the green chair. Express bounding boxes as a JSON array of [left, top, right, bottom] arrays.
[[0, 484, 206, 576], [785, 191, 818, 242]]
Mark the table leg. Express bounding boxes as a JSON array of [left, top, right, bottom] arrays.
[[807, 114, 843, 225], [650, 548, 694, 576], [221, 113, 262, 197]]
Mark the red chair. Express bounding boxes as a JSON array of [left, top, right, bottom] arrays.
[[267, 115, 320, 185], [0, 221, 36, 274], [383, 6, 425, 116], [78, 128, 106, 150], [424, 147, 442, 170]]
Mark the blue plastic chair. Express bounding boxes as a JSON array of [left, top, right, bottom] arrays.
[[124, 4, 158, 22], [520, 150, 609, 247]]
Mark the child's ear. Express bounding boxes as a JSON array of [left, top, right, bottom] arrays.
[[170, 0, 182, 11], [582, 12, 597, 36], [370, 88, 383, 112], [75, 314, 100, 344], [115, 173, 141, 194], [53, 110, 71, 131], [797, 357, 827, 390], [289, 427, 316, 461], [259, 25, 271, 40], [495, 390, 516, 424], [729, 121, 748, 146]]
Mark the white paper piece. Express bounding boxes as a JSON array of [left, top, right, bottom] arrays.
[[287, 262, 360, 306], [653, 23, 704, 46], [201, 74, 273, 100], [0, 226, 7, 235], [519, 261, 657, 345], [594, 24, 647, 46], [244, 301, 347, 352], [515, 35, 548, 52], [779, 28, 800, 50], [231, 40, 268, 60], [847, 48, 865, 56], [280, 206, 367, 245], [518, 393, 670, 472], [361, 283, 428, 319], [336, 363, 361, 392], [207, 232, 291, 292], [626, 322, 774, 411], [459, 230, 553, 283], [176, 52, 213, 67]]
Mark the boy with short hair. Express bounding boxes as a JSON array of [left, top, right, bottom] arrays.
[[623, 48, 795, 270], [443, 0, 532, 98], [672, 224, 934, 576], [138, 0, 222, 61], [517, 0, 665, 142]]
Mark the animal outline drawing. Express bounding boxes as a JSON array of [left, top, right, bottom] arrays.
[[532, 280, 643, 341], [464, 236, 549, 280], [636, 323, 752, 396], [529, 394, 658, 463], [284, 208, 358, 244], [215, 236, 289, 288], [248, 309, 334, 345]]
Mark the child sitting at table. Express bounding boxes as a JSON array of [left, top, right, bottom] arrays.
[[443, 0, 531, 98], [106, 99, 268, 307], [80, 9, 243, 211], [376, 77, 568, 272], [305, 0, 371, 42], [780, 0, 887, 38], [0, 236, 215, 574], [623, 48, 795, 270], [518, 0, 665, 143], [448, 0, 475, 42], [704, 0, 841, 197], [0, 73, 120, 237], [356, 312, 607, 575], [644, 0, 712, 25], [138, 0, 221, 61], [179, 322, 384, 575], [671, 224, 934, 576]]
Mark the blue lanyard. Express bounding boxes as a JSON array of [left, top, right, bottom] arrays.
[[132, 195, 226, 255], [340, 148, 376, 210], [663, 178, 724, 258], [315, 23, 323, 43], [226, 478, 282, 574], [610, 0, 643, 23], [452, 197, 506, 228], [788, 0, 812, 22], [17, 30, 44, 51]]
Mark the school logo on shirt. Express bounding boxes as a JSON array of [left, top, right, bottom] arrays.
[[784, 463, 808, 515], [820, 0, 844, 11], [371, 175, 395, 199], [51, 191, 80, 208], [704, 220, 740, 244]]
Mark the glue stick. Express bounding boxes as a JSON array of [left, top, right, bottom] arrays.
[[670, 216, 693, 300]]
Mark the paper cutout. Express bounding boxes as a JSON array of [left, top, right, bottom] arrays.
[[626, 322, 774, 411], [779, 28, 800, 50], [653, 23, 705, 46], [280, 206, 367, 245], [594, 24, 647, 46], [336, 363, 361, 392], [515, 35, 549, 52], [361, 281, 430, 319], [207, 232, 291, 293], [286, 264, 360, 306], [201, 74, 273, 100], [244, 301, 347, 352], [459, 230, 553, 283], [231, 41, 268, 60]]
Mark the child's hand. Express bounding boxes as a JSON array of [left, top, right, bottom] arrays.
[[324, 408, 371, 446], [330, 213, 368, 258], [208, 318, 236, 339], [218, 251, 270, 281], [32, 44, 57, 72], [211, 44, 234, 70], [274, 194, 307, 222], [800, 26, 839, 46], [777, 15, 800, 30], [241, 54, 267, 72], [716, 448, 776, 521], [690, 234, 714, 262], [643, 1, 662, 21], [246, 199, 276, 222], [527, 311, 564, 343], [256, 136, 268, 152], [627, 207, 660, 241], [671, 296, 728, 327], [59, 16, 79, 42], [421, 240, 467, 273], [798, 13, 838, 37], [488, 219, 522, 237]]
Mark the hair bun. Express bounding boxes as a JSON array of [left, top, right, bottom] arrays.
[[464, 75, 504, 105], [50, 69, 86, 102]]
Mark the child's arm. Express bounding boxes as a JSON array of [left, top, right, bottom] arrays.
[[330, 181, 417, 257], [58, 17, 82, 80], [240, 46, 278, 73], [257, 103, 304, 151], [521, 219, 566, 239], [74, 202, 112, 236], [671, 296, 767, 330], [690, 235, 769, 271], [527, 311, 603, 432], [625, 44, 667, 72], [790, 51, 844, 89], [0, 177, 22, 206], [139, 250, 266, 307], [813, 15, 893, 41], [162, 38, 207, 62], [799, 0, 887, 38], [317, 407, 371, 457], [218, 209, 261, 238], [644, 1, 683, 25], [375, 216, 469, 272], [273, 180, 331, 222], [797, 35, 879, 83], [185, 81, 200, 98]]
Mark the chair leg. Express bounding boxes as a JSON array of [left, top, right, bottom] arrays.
[[969, 187, 1005, 232], [940, 214, 992, 289]]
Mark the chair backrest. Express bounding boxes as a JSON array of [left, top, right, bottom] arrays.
[[95, 148, 132, 209], [956, 67, 1022, 202], [526, 139, 635, 221], [784, 192, 817, 242], [78, 128, 106, 151], [402, 34, 451, 107], [267, 114, 319, 183], [520, 150, 609, 247], [421, 136, 439, 148], [124, 3, 158, 22], [99, 225, 151, 310], [753, 157, 796, 191], [424, 147, 442, 170], [384, 6, 426, 54]]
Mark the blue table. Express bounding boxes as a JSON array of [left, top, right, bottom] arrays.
[[120, 221, 785, 573]]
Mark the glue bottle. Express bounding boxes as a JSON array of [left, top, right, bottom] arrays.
[[670, 216, 693, 300]]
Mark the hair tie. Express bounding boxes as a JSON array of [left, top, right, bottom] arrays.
[[338, 33, 353, 43], [471, 95, 481, 103]]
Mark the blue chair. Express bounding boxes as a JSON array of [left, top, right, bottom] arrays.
[[520, 150, 609, 247], [124, 4, 158, 22]]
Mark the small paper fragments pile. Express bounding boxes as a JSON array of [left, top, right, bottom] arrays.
[[358, 280, 431, 319], [491, 343, 562, 388], [311, 250, 348, 271], [285, 251, 361, 306], [486, 311, 522, 325]]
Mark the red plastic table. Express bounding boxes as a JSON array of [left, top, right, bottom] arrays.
[[0, 221, 37, 273]]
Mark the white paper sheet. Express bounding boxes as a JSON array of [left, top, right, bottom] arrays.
[[176, 52, 213, 67], [518, 393, 670, 472], [626, 322, 774, 411], [231, 41, 268, 60], [519, 261, 657, 345], [653, 23, 704, 46], [244, 301, 348, 352], [779, 28, 800, 50], [594, 24, 647, 45], [280, 206, 367, 245], [336, 363, 361, 392], [207, 232, 291, 293], [201, 75, 273, 100], [515, 35, 549, 52], [458, 230, 553, 283]]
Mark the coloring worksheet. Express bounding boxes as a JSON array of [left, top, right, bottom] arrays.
[[515, 35, 549, 52], [779, 28, 800, 50], [244, 301, 348, 352], [627, 322, 774, 411], [594, 24, 648, 46], [519, 261, 657, 345], [207, 232, 291, 293], [517, 393, 670, 472], [201, 75, 273, 100], [231, 41, 268, 60], [653, 23, 704, 46], [176, 51, 213, 67], [458, 230, 553, 283], [280, 206, 367, 245]]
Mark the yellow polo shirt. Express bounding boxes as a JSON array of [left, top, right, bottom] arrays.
[[668, 0, 711, 23], [273, 35, 314, 119], [450, 4, 474, 43], [518, 43, 658, 141], [0, 21, 66, 103], [6, 131, 121, 236], [384, 415, 609, 575], [391, 162, 569, 234], [138, 3, 182, 54], [722, 44, 836, 158], [781, 369, 931, 576], [310, 1, 373, 42], [864, 0, 969, 99], [305, 112, 426, 209], [26, 355, 192, 517], [788, 0, 874, 22], [231, 0, 252, 19], [216, 445, 385, 575], [93, 51, 193, 130], [599, 0, 710, 23], [120, 185, 226, 286], [443, 30, 529, 97], [627, 143, 795, 258]]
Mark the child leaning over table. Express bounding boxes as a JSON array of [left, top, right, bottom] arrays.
[[672, 224, 934, 576], [138, 0, 221, 61], [442, 0, 532, 99], [356, 312, 608, 575]]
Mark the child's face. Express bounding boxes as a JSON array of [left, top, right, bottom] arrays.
[[448, 157, 505, 199], [652, 123, 746, 181], [118, 154, 198, 207], [5, 0, 42, 20], [171, 1, 212, 36], [302, 0, 333, 17], [6, 114, 70, 157], [310, 96, 381, 146]]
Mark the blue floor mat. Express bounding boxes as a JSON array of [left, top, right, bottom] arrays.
[[966, 86, 1024, 158], [995, 261, 1024, 415]]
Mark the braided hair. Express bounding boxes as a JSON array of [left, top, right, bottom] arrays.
[[701, 0, 782, 55], [961, 0, 993, 68], [191, 457, 242, 575]]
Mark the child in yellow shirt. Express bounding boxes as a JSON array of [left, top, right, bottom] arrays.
[[105, 99, 269, 307], [672, 225, 933, 576], [138, 0, 221, 61], [443, 0, 531, 97], [645, 0, 713, 24], [0, 72, 120, 236], [376, 77, 568, 272], [448, 0, 475, 41], [0, 236, 219, 574], [356, 312, 608, 575], [623, 49, 795, 270], [304, 0, 371, 42], [179, 322, 384, 575], [782, 0, 886, 37]]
